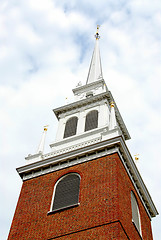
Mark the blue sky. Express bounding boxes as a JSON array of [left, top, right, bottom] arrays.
[[0, 0, 161, 239]]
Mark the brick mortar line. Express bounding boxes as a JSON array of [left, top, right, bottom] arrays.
[[47, 220, 130, 239]]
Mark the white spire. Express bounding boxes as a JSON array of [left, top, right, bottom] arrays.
[[109, 102, 117, 130], [37, 126, 48, 154], [86, 25, 103, 84]]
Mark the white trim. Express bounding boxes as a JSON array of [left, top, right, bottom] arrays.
[[49, 173, 81, 212], [131, 191, 142, 236], [48, 203, 80, 215], [118, 150, 152, 220], [50, 124, 104, 150], [76, 111, 86, 135], [53, 91, 130, 140], [84, 109, 99, 132], [18, 136, 158, 218], [63, 116, 78, 138], [72, 79, 106, 96]]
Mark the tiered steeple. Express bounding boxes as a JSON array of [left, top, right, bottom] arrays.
[[25, 26, 130, 161], [8, 26, 158, 240], [20, 28, 157, 223]]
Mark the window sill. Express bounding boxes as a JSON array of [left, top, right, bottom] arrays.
[[47, 203, 80, 215]]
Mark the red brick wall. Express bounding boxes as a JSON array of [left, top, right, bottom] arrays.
[[8, 153, 153, 239], [117, 153, 153, 239], [54, 221, 129, 239]]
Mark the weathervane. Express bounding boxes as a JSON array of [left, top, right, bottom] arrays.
[[95, 25, 100, 39]]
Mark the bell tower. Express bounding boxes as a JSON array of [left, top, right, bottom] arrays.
[[8, 27, 158, 240]]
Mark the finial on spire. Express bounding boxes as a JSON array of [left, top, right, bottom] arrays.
[[110, 101, 115, 108], [95, 25, 100, 40], [37, 125, 49, 154], [109, 102, 117, 130], [44, 126, 48, 131], [134, 154, 139, 161]]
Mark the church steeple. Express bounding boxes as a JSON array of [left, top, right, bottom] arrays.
[[8, 27, 158, 240], [86, 25, 103, 84]]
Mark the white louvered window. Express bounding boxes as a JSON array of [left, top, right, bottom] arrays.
[[52, 173, 80, 212], [64, 117, 78, 138], [85, 110, 98, 132], [131, 191, 141, 234]]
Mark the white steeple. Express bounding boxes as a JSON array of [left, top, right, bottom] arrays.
[[86, 25, 103, 84], [20, 28, 158, 220]]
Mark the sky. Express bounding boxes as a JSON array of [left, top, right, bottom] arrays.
[[0, 0, 161, 239]]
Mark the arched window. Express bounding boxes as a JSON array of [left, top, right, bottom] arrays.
[[52, 173, 80, 212], [131, 191, 141, 234], [85, 110, 98, 132], [64, 117, 78, 138]]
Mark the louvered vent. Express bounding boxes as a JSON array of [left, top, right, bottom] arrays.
[[85, 110, 98, 132], [64, 117, 78, 138], [52, 174, 80, 211], [131, 191, 141, 233]]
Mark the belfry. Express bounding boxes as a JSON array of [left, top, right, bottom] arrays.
[[8, 27, 158, 239]]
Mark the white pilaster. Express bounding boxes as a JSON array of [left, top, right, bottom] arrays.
[[99, 102, 109, 128], [55, 117, 65, 141], [76, 111, 86, 134]]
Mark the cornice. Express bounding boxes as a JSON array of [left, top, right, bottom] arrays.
[[50, 125, 104, 149], [72, 79, 106, 95], [53, 92, 107, 118], [53, 91, 130, 140], [59, 98, 106, 118], [18, 137, 121, 177], [117, 142, 158, 218], [17, 136, 158, 218]]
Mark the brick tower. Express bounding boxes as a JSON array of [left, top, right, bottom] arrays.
[[8, 27, 158, 240]]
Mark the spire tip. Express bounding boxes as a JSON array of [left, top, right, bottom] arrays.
[[95, 25, 100, 39]]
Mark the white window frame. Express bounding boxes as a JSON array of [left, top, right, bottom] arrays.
[[63, 116, 78, 138], [49, 173, 81, 213], [131, 191, 142, 236], [84, 109, 99, 132]]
